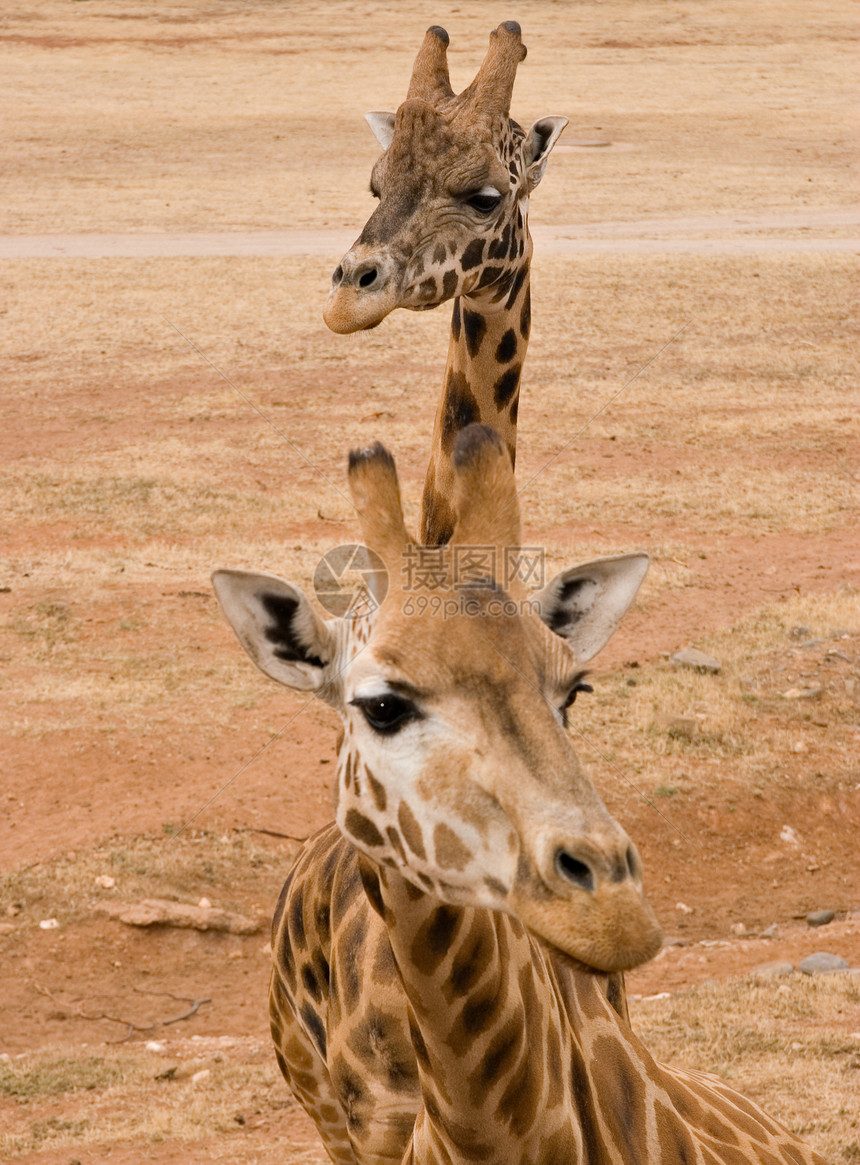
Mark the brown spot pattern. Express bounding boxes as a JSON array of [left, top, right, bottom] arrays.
[[493, 363, 521, 407], [397, 799, 427, 860], [365, 767, 387, 811], [345, 807, 384, 849], [432, 821, 472, 871], [440, 370, 480, 454], [462, 307, 487, 357]]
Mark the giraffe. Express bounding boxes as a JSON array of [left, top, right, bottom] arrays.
[[213, 428, 824, 1165], [324, 22, 567, 545], [214, 425, 657, 1160]]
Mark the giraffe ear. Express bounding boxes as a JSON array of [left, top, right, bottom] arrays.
[[523, 116, 569, 191], [212, 570, 340, 699], [533, 553, 649, 663], [365, 111, 396, 150]]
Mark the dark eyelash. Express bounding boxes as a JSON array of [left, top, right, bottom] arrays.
[[563, 673, 593, 709], [560, 672, 593, 727]]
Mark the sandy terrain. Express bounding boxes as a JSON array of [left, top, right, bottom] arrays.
[[1, 1, 858, 1161]]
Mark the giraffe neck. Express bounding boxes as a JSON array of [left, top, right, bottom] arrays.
[[360, 856, 589, 1163], [420, 250, 532, 546], [359, 857, 826, 1165]]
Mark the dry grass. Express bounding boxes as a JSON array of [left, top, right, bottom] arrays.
[[1, 968, 853, 1160], [0, 830, 291, 930], [0, 1038, 306, 1160], [4, 244, 849, 747], [576, 589, 859, 795], [630, 973, 860, 1161], [2, 251, 856, 584], [1, 4, 857, 1162], [0, 587, 274, 734], [1, 1, 854, 232]]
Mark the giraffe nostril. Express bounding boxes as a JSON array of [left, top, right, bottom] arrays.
[[626, 844, 640, 881], [332, 264, 344, 285], [358, 267, 378, 289], [555, 849, 595, 893]]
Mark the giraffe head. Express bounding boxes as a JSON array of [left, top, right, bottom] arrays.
[[213, 427, 660, 971], [325, 23, 567, 334]]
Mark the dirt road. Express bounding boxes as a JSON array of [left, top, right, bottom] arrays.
[[2, 208, 857, 258]]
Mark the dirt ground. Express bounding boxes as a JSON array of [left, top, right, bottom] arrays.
[[1, 1, 859, 1161]]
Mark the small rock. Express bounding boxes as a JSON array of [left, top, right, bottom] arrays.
[[798, 952, 850, 976], [730, 922, 747, 937], [95, 875, 116, 889], [671, 649, 721, 674], [145, 1040, 166, 1053], [780, 825, 800, 846], [191, 1068, 211, 1084], [198, 897, 212, 910], [753, 961, 794, 978], [807, 909, 835, 927], [782, 686, 823, 700], [675, 902, 693, 915], [38, 918, 59, 930], [789, 625, 812, 640], [759, 923, 779, 939], [96, 898, 261, 936]]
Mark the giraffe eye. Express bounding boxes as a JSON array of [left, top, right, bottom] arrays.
[[466, 189, 502, 214], [352, 693, 421, 735]]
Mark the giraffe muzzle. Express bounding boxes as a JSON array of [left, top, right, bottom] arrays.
[[324, 249, 399, 333], [515, 832, 661, 971]]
